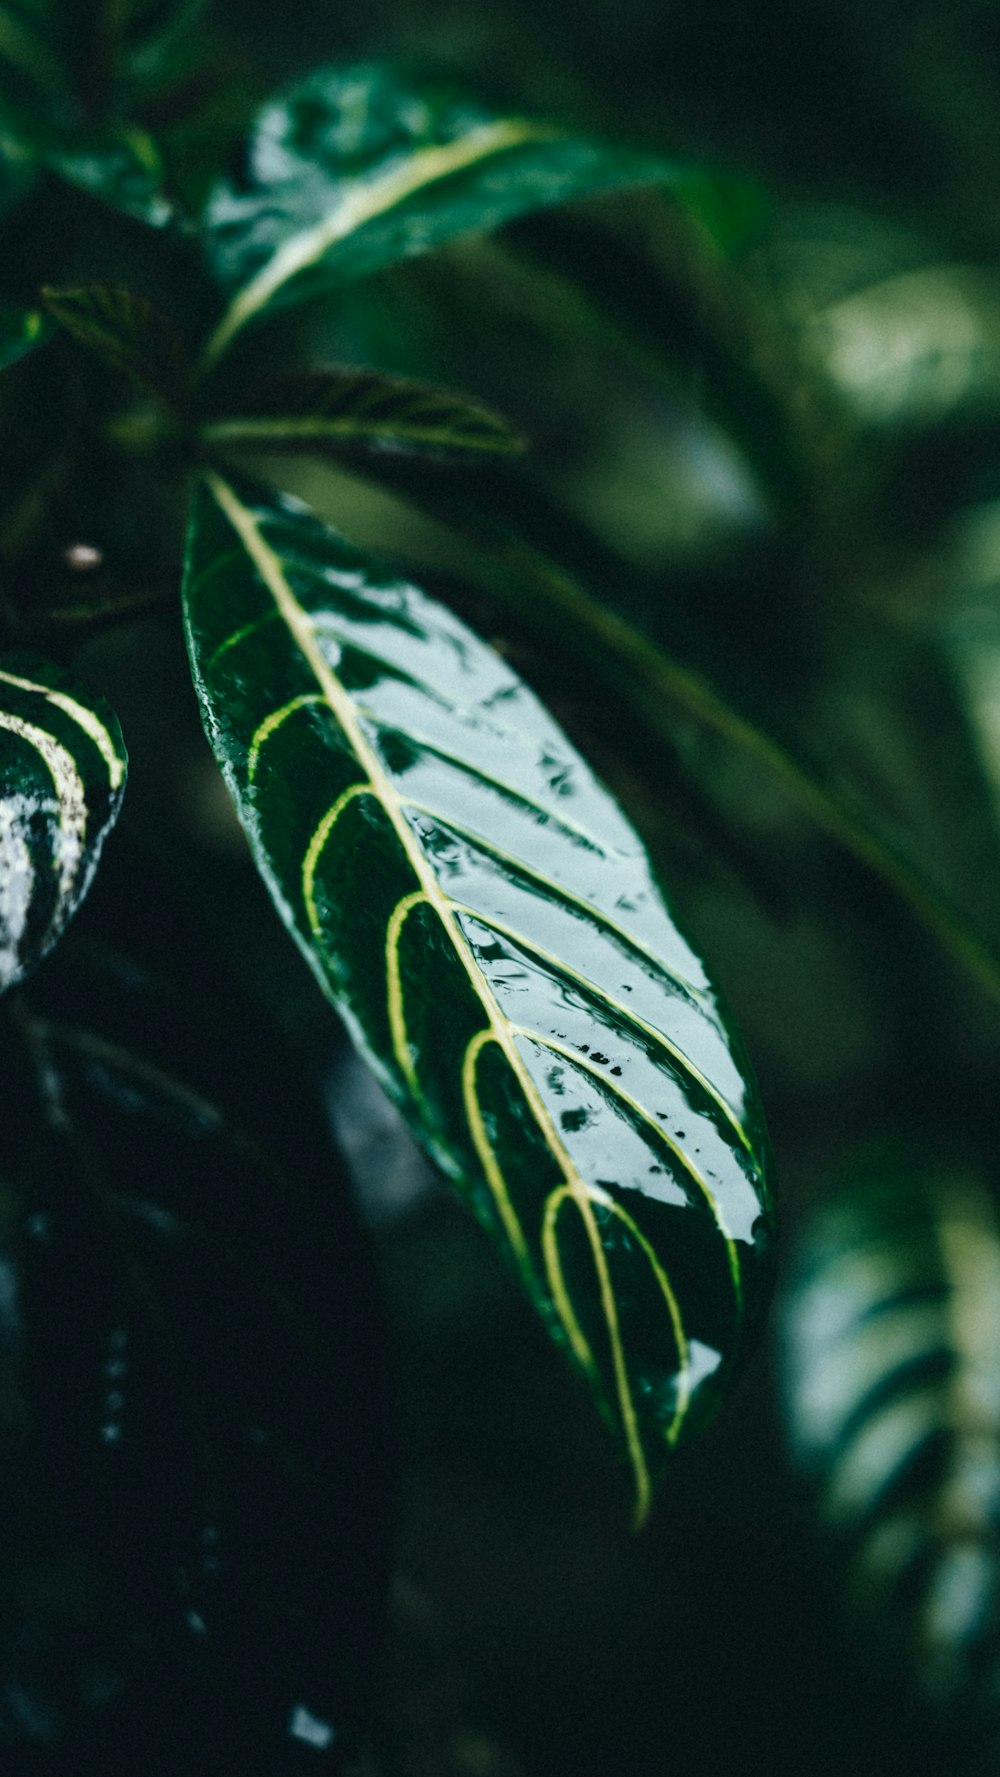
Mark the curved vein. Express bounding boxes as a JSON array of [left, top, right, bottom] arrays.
[[207, 471, 655, 1524], [386, 889, 428, 1094], [462, 1029, 531, 1269], [302, 780, 374, 934], [248, 693, 325, 781], [0, 666, 124, 790], [398, 796, 710, 1003], [544, 1181, 691, 1449], [0, 711, 87, 897], [512, 1023, 742, 1311], [542, 1183, 650, 1526], [449, 897, 748, 1152]]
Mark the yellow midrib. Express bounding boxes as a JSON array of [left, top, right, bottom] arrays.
[[204, 470, 656, 1526], [202, 118, 553, 368]]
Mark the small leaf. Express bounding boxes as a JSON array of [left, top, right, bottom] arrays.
[[783, 1146, 1000, 1711], [201, 62, 679, 365], [182, 471, 775, 1525], [0, 655, 126, 994], [1, 943, 390, 1766], [0, 301, 49, 371], [42, 283, 191, 416], [203, 365, 524, 461]]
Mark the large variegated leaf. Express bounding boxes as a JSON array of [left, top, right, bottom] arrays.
[[783, 1148, 1000, 1709], [182, 472, 775, 1524], [0, 656, 126, 993], [200, 62, 678, 366]]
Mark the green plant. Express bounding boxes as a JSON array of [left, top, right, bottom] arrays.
[[4, 2, 1000, 1773]]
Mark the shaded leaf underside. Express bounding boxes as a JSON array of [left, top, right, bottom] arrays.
[[183, 473, 773, 1523]]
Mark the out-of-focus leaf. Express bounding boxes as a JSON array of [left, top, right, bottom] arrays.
[[0, 3, 61, 91], [0, 302, 48, 371], [182, 470, 775, 1527], [808, 264, 1000, 433], [200, 62, 680, 365], [202, 366, 524, 461], [46, 124, 171, 225], [0, 118, 36, 213], [783, 1146, 1000, 1711], [0, 656, 126, 995], [42, 284, 191, 416], [0, 942, 390, 1770]]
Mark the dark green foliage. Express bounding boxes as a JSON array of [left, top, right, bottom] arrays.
[[183, 473, 773, 1522], [783, 1149, 1000, 1727], [1, 0, 1000, 1772]]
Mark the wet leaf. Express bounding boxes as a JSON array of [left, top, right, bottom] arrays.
[[783, 1147, 1000, 1711], [201, 61, 679, 365], [202, 366, 524, 462], [0, 942, 390, 1770], [0, 656, 126, 996], [42, 284, 191, 416], [182, 471, 775, 1525]]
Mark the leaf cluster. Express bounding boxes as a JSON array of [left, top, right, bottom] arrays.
[[1, 1, 1000, 1774]]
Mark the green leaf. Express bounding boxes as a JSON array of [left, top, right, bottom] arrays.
[[783, 1147, 1000, 1709], [0, 3, 62, 91], [0, 301, 48, 370], [182, 471, 775, 1525], [42, 283, 191, 415], [0, 655, 127, 994], [345, 457, 1000, 1009], [200, 62, 678, 367], [202, 365, 525, 461], [2, 941, 390, 1765], [46, 123, 171, 225]]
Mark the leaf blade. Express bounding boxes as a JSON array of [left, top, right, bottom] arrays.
[[0, 656, 127, 993], [200, 63, 678, 366], [182, 472, 774, 1521], [782, 1146, 1000, 1710], [202, 366, 524, 460], [42, 282, 191, 415]]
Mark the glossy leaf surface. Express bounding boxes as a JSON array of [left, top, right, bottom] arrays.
[[783, 1148, 1000, 1707], [0, 656, 126, 995], [201, 62, 677, 365], [202, 366, 524, 461], [183, 472, 775, 1524], [42, 283, 191, 415], [1, 943, 390, 1770]]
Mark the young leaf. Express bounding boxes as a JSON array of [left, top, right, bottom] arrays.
[[783, 1147, 1000, 1711], [201, 62, 680, 366], [182, 472, 775, 1526], [2, 945, 390, 1767], [0, 656, 126, 994], [42, 283, 191, 416], [202, 366, 524, 461]]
